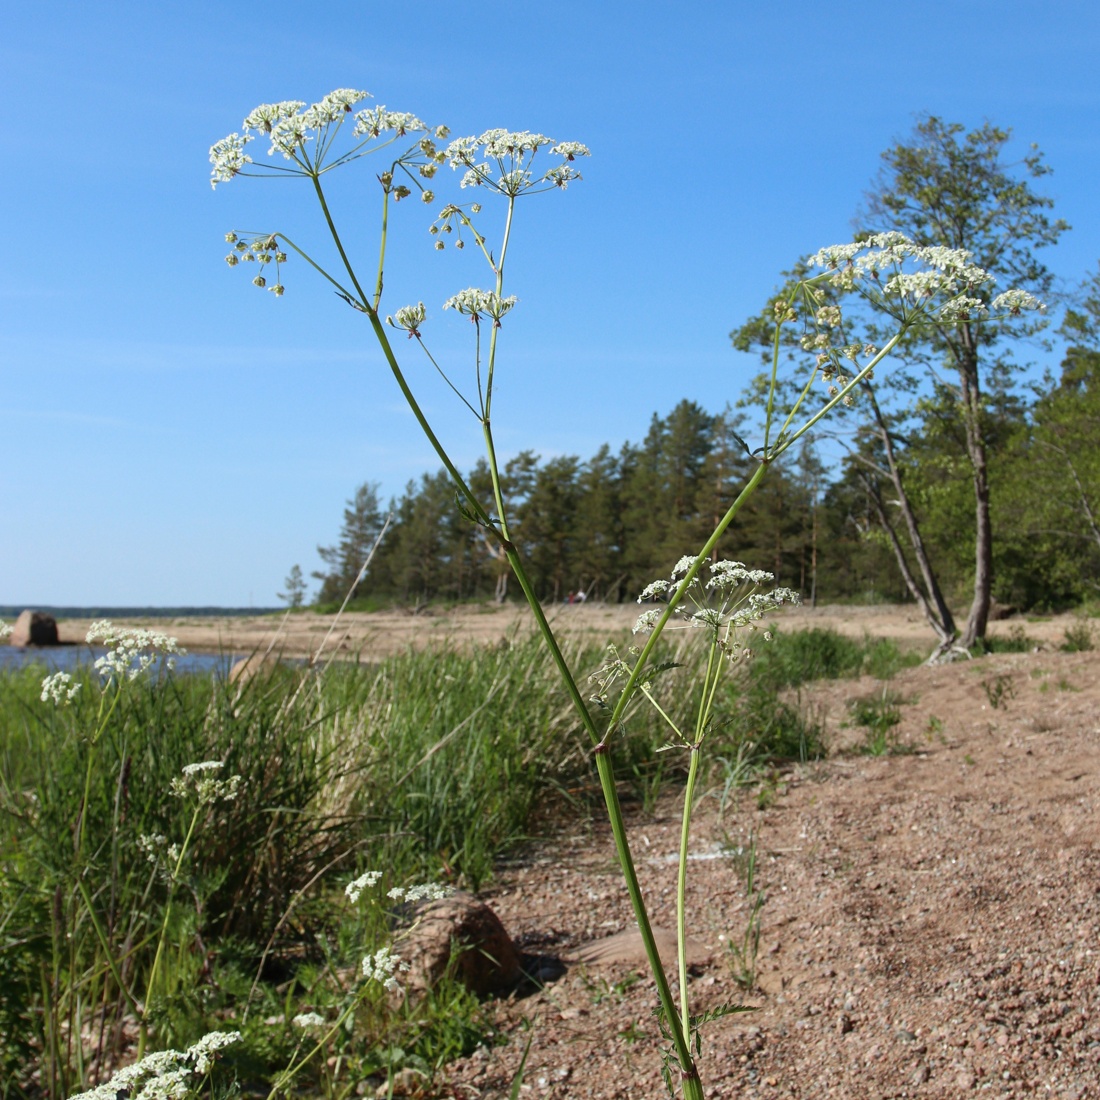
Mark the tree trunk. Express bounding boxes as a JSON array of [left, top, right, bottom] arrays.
[[857, 383, 960, 659], [956, 334, 992, 650]]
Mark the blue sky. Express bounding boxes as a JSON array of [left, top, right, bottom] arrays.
[[3, 1, 1099, 607]]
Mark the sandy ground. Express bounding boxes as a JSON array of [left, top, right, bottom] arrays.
[[40, 603, 1096, 662], [13, 603, 1099, 1095], [437, 645, 1100, 1099]]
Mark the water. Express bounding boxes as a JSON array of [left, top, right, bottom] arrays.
[[0, 646, 237, 677]]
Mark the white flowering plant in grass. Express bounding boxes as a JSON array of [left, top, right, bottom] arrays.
[[246, 868, 453, 1099], [211, 88, 1043, 1100], [67, 1030, 241, 1100]]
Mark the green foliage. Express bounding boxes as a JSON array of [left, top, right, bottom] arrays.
[[974, 625, 1032, 654], [1061, 619, 1094, 652], [981, 673, 1016, 710], [848, 689, 909, 756]]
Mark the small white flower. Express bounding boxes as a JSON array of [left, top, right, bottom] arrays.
[[362, 946, 410, 992], [345, 870, 383, 902], [550, 141, 590, 160], [352, 107, 427, 139], [293, 1012, 326, 1029], [939, 295, 988, 322], [388, 302, 427, 335], [670, 555, 700, 579], [991, 289, 1044, 315], [637, 579, 670, 602], [186, 1030, 242, 1074], [388, 883, 451, 903], [65, 1031, 240, 1100], [87, 621, 184, 684], [209, 133, 253, 188], [170, 761, 242, 804], [633, 609, 662, 635], [443, 288, 518, 323], [0, 621, 11, 639], [40, 671, 82, 706], [444, 131, 588, 197], [182, 760, 223, 776], [138, 833, 167, 864]]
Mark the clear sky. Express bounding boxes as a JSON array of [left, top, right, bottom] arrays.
[[3, 1, 1098, 607]]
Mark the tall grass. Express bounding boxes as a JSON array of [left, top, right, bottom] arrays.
[[0, 627, 851, 1096]]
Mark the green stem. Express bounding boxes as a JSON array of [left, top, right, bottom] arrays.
[[500, 543, 701, 1088], [483, 421, 512, 540], [138, 804, 201, 1058], [609, 460, 771, 732], [366, 311, 497, 530], [373, 187, 389, 312], [594, 747, 700, 1090], [312, 176, 372, 309], [677, 746, 702, 1041], [484, 198, 515, 419]]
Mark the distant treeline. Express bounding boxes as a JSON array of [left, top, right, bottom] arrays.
[[308, 401, 891, 608], [313, 345, 1100, 613], [0, 607, 281, 620]]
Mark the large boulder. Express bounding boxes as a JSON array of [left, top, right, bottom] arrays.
[[9, 610, 60, 647], [396, 892, 523, 997]]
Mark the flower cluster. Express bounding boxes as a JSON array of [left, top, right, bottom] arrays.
[[86, 621, 184, 684], [40, 671, 82, 706], [444, 130, 589, 197], [224, 232, 287, 296], [210, 90, 449, 188], [386, 302, 427, 337], [345, 869, 384, 902], [0, 621, 11, 639], [292, 1011, 327, 1030], [345, 869, 449, 906], [67, 1030, 241, 1100], [362, 946, 409, 992], [443, 288, 517, 325], [991, 289, 1044, 315], [138, 832, 183, 874], [168, 760, 242, 805], [807, 232, 1044, 321], [386, 882, 451, 903], [429, 201, 483, 251], [634, 556, 799, 659]]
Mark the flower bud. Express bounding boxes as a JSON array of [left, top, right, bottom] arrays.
[[225, 254, 239, 266], [253, 275, 266, 288]]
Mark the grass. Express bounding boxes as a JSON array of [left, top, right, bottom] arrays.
[[848, 688, 911, 756], [0, 624, 892, 1098]]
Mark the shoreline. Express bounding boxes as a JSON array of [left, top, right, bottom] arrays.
[[3, 603, 1088, 661]]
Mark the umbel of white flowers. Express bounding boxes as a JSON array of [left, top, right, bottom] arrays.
[[633, 556, 799, 657], [67, 1030, 241, 1100]]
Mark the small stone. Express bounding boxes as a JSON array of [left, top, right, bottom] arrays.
[[955, 1070, 976, 1089], [910, 1063, 930, 1085]]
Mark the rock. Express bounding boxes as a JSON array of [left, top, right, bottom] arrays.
[[568, 925, 712, 970], [397, 892, 523, 997], [9, 610, 60, 647]]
